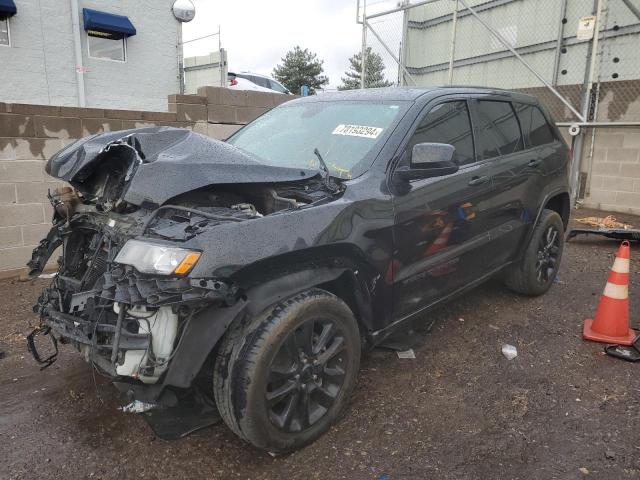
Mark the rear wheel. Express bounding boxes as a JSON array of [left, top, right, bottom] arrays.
[[504, 209, 564, 296], [213, 289, 361, 453]]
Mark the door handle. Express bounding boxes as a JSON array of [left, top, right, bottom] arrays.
[[528, 159, 541, 168], [468, 175, 489, 186]]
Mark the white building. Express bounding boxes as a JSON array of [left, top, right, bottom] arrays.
[[0, 0, 182, 111]]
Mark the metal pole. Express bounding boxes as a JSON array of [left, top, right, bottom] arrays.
[[552, 0, 568, 86], [622, 0, 640, 21], [447, 0, 459, 85], [70, 0, 86, 107], [361, 0, 367, 89], [458, 0, 585, 122], [400, 0, 409, 86], [366, 0, 442, 20], [366, 19, 417, 86], [178, 22, 185, 95]]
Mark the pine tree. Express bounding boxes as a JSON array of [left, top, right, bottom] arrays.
[[339, 47, 394, 90], [272, 46, 329, 95]]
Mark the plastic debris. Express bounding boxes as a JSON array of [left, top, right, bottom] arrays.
[[38, 273, 57, 279], [501, 344, 518, 360], [579, 467, 590, 475], [396, 349, 416, 359], [119, 400, 156, 413]]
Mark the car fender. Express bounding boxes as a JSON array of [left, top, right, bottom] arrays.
[[161, 267, 363, 390]]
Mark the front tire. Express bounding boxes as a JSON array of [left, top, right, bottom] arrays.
[[213, 289, 361, 453], [504, 209, 564, 296]]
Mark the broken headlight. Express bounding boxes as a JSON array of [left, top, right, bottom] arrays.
[[115, 239, 201, 275]]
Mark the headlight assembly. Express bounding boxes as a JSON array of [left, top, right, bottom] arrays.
[[114, 239, 201, 275]]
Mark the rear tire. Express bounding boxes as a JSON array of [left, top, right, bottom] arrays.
[[213, 288, 361, 453], [504, 209, 564, 296]]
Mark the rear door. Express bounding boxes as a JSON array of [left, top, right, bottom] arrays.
[[469, 98, 532, 268], [391, 98, 498, 319]]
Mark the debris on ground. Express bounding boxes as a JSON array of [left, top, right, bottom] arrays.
[[576, 215, 632, 229], [119, 400, 156, 413], [396, 349, 416, 359], [501, 344, 518, 360]]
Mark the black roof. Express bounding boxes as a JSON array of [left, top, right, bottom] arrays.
[[289, 86, 538, 104]]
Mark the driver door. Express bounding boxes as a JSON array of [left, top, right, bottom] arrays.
[[391, 99, 497, 319]]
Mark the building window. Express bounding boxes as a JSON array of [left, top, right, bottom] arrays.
[[88, 35, 125, 61], [0, 19, 9, 46]]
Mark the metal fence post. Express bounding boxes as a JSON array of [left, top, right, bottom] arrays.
[[361, 0, 367, 89], [447, 0, 459, 85]]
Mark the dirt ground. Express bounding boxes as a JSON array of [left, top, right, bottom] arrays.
[[1, 208, 640, 480]]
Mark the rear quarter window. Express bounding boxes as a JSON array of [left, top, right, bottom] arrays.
[[514, 103, 556, 147]]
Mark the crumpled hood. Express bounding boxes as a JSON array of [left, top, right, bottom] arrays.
[[46, 127, 318, 207]]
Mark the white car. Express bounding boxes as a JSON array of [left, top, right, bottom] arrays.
[[228, 72, 291, 95]]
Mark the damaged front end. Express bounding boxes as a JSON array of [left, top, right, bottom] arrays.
[[28, 127, 340, 410]]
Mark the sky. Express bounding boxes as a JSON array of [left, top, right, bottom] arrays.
[[181, 0, 376, 90]]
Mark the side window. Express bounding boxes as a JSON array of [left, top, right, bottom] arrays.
[[515, 103, 556, 147], [408, 101, 475, 166], [269, 80, 288, 93], [251, 76, 270, 88], [475, 100, 523, 159], [0, 19, 9, 46]]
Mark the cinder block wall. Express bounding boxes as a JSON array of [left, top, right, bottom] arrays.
[[0, 87, 295, 278]]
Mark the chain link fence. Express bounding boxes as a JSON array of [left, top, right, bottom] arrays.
[[359, 0, 640, 125]]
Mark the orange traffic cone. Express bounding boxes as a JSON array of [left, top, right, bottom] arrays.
[[583, 240, 637, 345]]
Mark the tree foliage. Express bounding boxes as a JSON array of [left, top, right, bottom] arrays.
[[272, 46, 329, 94], [339, 47, 394, 90]]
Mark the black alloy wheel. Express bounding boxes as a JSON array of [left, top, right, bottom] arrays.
[[266, 319, 348, 432]]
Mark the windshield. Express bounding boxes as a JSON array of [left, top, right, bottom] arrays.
[[226, 101, 407, 179]]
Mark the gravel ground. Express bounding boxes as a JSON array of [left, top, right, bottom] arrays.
[[1, 208, 640, 480]]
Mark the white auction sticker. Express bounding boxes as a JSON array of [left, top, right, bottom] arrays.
[[332, 124, 383, 139]]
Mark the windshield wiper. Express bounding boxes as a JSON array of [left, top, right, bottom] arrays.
[[313, 148, 339, 193]]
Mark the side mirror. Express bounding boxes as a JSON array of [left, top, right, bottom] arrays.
[[396, 143, 459, 181]]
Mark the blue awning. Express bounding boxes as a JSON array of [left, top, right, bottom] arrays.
[[0, 0, 17, 21], [83, 8, 136, 40]]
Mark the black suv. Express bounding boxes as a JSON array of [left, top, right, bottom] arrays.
[[28, 87, 569, 453]]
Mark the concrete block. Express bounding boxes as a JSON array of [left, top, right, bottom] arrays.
[[207, 105, 237, 124], [142, 111, 178, 122], [176, 104, 207, 122], [82, 118, 124, 136], [0, 183, 16, 203], [622, 132, 640, 149], [0, 114, 36, 137], [620, 163, 640, 178], [196, 86, 222, 105], [168, 103, 177, 113], [236, 106, 266, 125], [8, 104, 61, 116], [59, 107, 105, 118], [245, 91, 275, 108], [168, 94, 207, 105], [0, 203, 45, 226], [0, 138, 64, 161], [592, 161, 621, 175], [105, 109, 144, 120], [207, 123, 241, 140], [0, 246, 35, 271], [0, 226, 22, 247], [586, 189, 617, 205], [16, 182, 62, 204], [34, 116, 82, 139], [596, 133, 625, 148], [21, 223, 51, 245], [635, 180, 640, 193], [0, 103, 7, 113], [601, 176, 635, 192], [0, 161, 44, 183], [607, 148, 639, 163], [616, 191, 640, 207], [220, 88, 248, 106]]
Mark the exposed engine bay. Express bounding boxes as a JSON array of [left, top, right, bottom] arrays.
[[28, 127, 342, 392]]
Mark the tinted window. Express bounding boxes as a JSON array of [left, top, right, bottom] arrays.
[[408, 101, 475, 166], [515, 103, 556, 147], [251, 76, 270, 88], [269, 80, 288, 93], [475, 101, 523, 159]]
